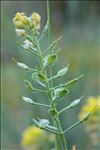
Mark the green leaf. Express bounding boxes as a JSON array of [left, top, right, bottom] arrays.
[[39, 119, 49, 128], [44, 54, 57, 66], [22, 96, 34, 104], [24, 80, 33, 91], [57, 65, 69, 77], [48, 108, 57, 117], [38, 73, 46, 81], [47, 54, 57, 65], [32, 72, 46, 81], [54, 87, 69, 98]]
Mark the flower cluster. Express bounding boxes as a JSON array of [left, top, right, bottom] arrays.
[[12, 12, 41, 36]]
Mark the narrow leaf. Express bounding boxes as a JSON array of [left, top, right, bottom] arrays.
[[54, 87, 69, 98], [43, 54, 57, 67], [47, 54, 57, 65], [38, 73, 46, 81]]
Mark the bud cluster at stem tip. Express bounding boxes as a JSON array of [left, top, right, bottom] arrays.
[[12, 12, 41, 36]]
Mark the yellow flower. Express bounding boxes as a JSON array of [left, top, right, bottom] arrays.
[[32, 12, 41, 23], [31, 12, 41, 30], [79, 96, 100, 132], [21, 126, 44, 147], [12, 12, 29, 29], [79, 96, 100, 119]]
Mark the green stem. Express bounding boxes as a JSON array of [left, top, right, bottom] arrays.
[[33, 102, 50, 108], [32, 88, 48, 94], [47, 2, 59, 149], [40, 127, 57, 134], [35, 37, 52, 103], [35, 24, 67, 150], [47, 0, 51, 46], [36, 34, 67, 150], [64, 120, 82, 134], [54, 116, 67, 150]]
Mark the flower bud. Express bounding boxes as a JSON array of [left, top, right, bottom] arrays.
[[12, 12, 29, 29], [32, 12, 41, 23], [31, 12, 41, 30], [22, 39, 33, 49], [15, 29, 25, 36]]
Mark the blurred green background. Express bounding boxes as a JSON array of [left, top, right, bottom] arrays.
[[1, 1, 100, 150]]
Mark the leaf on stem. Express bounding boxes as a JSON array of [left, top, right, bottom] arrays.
[[43, 54, 57, 67], [32, 72, 46, 81], [54, 87, 69, 98], [38, 73, 46, 81], [48, 108, 57, 117]]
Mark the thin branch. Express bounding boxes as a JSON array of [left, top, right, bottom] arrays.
[[64, 120, 84, 134], [33, 102, 50, 108], [47, 0, 51, 46], [64, 106, 97, 134], [40, 126, 58, 134], [32, 88, 48, 94]]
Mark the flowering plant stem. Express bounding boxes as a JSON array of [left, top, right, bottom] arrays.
[[35, 33, 67, 149]]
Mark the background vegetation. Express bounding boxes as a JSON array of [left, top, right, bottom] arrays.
[[1, 1, 100, 150]]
